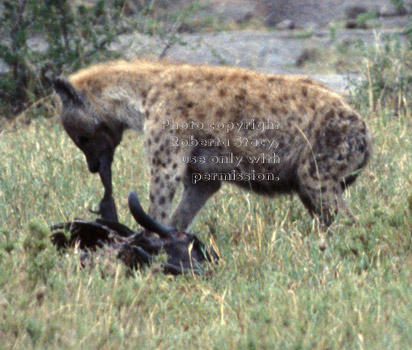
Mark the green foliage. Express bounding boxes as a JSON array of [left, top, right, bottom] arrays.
[[328, 23, 337, 42], [392, 0, 406, 11], [350, 35, 412, 116], [24, 317, 44, 346], [23, 220, 51, 257], [0, 229, 17, 256], [23, 220, 57, 283], [391, 1, 412, 46], [403, 16, 412, 50], [0, 0, 205, 120], [0, 0, 128, 118], [349, 0, 412, 115], [356, 10, 378, 28]]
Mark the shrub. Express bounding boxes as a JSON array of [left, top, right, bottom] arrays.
[[350, 34, 412, 117], [0, 0, 200, 121], [0, 0, 130, 118], [23, 220, 57, 283]]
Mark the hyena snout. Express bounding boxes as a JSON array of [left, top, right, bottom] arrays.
[[80, 148, 100, 173], [82, 140, 115, 174], [86, 156, 100, 173]]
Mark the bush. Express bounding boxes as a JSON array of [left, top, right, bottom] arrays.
[[347, 0, 412, 116], [0, 0, 201, 121], [0, 0, 131, 118], [350, 34, 412, 117], [23, 220, 57, 283]]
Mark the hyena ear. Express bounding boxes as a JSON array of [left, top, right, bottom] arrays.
[[53, 77, 86, 107]]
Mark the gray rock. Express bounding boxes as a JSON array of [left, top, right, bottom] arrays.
[[276, 19, 296, 30], [379, 4, 408, 17], [295, 48, 318, 67], [209, 0, 256, 23], [345, 6, 368, 19], [263, 11, 278, 28], [345, 19, 368, 29]]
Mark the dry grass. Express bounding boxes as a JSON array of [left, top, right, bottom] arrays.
[[1, 73, 412, 350]]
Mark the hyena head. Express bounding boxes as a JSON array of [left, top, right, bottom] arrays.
[[53, 78, 123, 174]]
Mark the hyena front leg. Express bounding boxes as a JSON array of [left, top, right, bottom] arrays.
[[169, 175, 221, 231], [147, 164, 180, 225], [145, 126, 185, 225]]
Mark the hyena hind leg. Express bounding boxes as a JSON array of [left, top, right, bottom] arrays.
[[169, 177, 221, 231]]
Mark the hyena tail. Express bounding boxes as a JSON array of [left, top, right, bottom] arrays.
[[341, 127, 372, 189]]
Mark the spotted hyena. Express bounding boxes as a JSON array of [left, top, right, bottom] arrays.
[[54, 59, 371, 230]]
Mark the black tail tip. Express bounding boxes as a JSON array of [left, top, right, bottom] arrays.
[[128, 190, 138, 203], [128, 190, 144, 216]]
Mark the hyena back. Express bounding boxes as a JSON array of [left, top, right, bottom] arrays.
[[54, 59, 371, 229]]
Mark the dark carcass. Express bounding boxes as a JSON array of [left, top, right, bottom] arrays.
[[51, 191, 218, 275]]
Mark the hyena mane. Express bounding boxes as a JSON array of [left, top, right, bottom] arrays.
[[54, 59, 372, 229]]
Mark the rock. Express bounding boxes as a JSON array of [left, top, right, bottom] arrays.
[[345, 5, 368, 19], [295, 48, 318, 67], [276, 19, 296, 30], [379, 4, 408, 17], [236, 12, 254, 24], [209, 0, 256, 24], [345, 20, 357, 29], [345, 19, 368, 29], [263, 10, 278, 27]]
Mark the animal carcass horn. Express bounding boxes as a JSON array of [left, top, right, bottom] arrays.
[[128, 190, 176, 238]]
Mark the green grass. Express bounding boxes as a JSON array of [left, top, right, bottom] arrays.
[[1, 95, 412, 349]]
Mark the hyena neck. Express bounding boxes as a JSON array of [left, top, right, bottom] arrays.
[[70, 60, 164, 132], [96, 77, 154, 132]]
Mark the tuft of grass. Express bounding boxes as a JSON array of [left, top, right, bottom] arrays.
[[350, 34, 412, 116], [291, 29, 314, 40], [356, 10, 379, 29]]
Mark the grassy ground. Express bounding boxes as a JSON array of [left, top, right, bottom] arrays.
[[1, 76, 412, 349]]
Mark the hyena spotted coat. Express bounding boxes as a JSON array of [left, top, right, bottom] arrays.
[[54, 59, 371, 229]]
